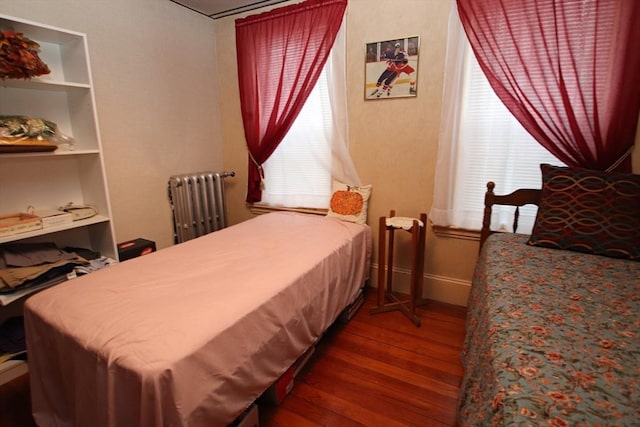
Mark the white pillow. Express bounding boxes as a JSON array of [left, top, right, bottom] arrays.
[[326, 181, 372, 224]]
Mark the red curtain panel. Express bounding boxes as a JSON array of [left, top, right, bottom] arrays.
[[457, 0, 640, 172], [235, 0, 347, 202]]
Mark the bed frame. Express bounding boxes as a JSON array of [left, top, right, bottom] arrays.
[[461, 183, 640, 425], [23, 212, 372, 426], [479, 181, 541, 249]]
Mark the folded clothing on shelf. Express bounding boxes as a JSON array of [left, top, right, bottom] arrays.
[[0, 242, 86, 293]]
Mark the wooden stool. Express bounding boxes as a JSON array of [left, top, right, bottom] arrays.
[[370, 210, 427, 327]]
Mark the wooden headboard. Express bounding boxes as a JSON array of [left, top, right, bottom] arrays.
[[479, 182, 542, 251]]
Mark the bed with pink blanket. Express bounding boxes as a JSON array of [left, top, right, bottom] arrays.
[[24, 212, 372, 426]]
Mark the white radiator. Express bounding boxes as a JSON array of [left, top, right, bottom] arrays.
[[168, 171, 234, 243]]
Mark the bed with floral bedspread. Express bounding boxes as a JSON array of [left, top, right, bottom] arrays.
[[458, 233, 640, 426]]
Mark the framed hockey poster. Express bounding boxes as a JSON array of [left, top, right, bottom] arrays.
[[365, 36, 419, 100]]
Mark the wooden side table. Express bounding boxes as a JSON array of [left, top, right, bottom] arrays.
[[370, 210, 427, 327]]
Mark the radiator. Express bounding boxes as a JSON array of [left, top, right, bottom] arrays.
[[168, 171, 235, 243]]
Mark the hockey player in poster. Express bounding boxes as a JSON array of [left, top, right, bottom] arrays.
[[370, 43, 415, 98]]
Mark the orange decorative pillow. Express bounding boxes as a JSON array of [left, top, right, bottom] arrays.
[[326, 181, 372, 224]]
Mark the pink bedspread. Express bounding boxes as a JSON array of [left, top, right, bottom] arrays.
[[24, 212, 372, 426]]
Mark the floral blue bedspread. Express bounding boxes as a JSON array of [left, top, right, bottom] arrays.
[[458, 233, 640, 426]]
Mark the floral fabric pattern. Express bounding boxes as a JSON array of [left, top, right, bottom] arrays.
[[458, 233, 640, 426]]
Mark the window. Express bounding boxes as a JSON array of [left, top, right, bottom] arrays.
[[261, 66, 332, 208], [430, 4, 563, 233], [260, 21, 360, 209]]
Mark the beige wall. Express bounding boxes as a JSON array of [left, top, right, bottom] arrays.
[[0, 0, 221, 250]]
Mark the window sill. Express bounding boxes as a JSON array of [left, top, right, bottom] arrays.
[[431, 224, 480, 241], [248, 203, 328, 216]]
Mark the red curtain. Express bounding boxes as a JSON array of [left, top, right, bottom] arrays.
[[235, 0, 347, 202], [457, 0, 640, 172]]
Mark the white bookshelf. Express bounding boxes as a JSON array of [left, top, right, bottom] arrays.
[[0, 13, 116, 385]]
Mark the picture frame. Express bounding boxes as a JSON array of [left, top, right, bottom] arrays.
[[365, 36, 419, 100]]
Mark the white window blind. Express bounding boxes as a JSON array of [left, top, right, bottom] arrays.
[[430, 3, 564, 233], [457, 48, 563, 232], [261, 67, 333, 208], [260, 20, 360, 209]]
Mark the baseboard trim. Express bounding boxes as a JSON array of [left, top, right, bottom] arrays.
[[370, 264, 471, 307]]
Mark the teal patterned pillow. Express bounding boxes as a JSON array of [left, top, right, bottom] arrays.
[[528, 164, 640, 261]]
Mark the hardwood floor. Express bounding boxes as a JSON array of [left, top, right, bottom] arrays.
[[260, 289, 468, 427], [0, 288, 468, 427]]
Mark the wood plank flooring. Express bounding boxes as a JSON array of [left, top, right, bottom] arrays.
[[260, 289, 468, 427], [0, 288, 468, 427]]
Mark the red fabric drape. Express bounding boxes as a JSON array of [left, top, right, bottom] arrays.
[[235, 0, 347, 202], [457, 0, 640, 172]]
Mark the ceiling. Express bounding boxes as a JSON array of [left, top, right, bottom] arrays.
[[170, 0, 289, 19]]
